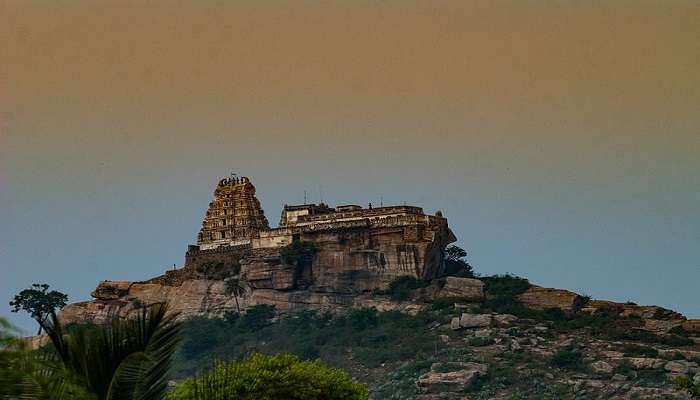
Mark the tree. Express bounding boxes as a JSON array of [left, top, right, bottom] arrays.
[[224, 277, 247, 313], [10, 283, 68, 334], [168, 353, 368, 400], [445, 245, 467, 261], [280, 240, 317, 266], [42, 302, 183, 400], [443, 245, 475, 278]]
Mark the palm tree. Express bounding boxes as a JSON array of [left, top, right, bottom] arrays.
[[225, 278, 247, 313], [39, 302, 182, 400]]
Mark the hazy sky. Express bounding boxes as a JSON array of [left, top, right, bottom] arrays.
[[1, 1, 699, 332]]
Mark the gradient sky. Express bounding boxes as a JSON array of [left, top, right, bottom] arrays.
[[1, 1, 699, 332]]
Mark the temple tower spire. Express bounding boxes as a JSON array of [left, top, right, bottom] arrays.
[[197, 176, 269, 249]]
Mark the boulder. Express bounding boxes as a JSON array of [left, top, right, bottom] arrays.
[[590, 360, 614, 375], [91, 280, 131, 300], [22, 334, 50, 350], [682, 319, 700, 333], [664, 360, 699, 375], [516, 286, 582, 312], [459, 313, 492, 328], [416, 363, 488, 393], [643, 319, 683, 334], [438, 277, 484, 299], [493, 314, 518, 326], [450, 317, 461, 331], [620, 305, 684, 321], [625, 357, 665, 370]]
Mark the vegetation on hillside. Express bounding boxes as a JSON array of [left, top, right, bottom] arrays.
[[280, 240, 317, 266], [168, 353, 367, 400], [175, 306, 451, 380]]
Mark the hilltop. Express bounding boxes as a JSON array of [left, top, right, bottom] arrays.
[[52, 176, 700, 399]]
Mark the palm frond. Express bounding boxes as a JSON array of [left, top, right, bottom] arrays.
[[42, 302, 182, 400]]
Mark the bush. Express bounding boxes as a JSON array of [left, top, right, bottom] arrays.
[[548, 349, 584, 370], [468, 336, 495, 347], [384, 276, 430, 301], [280, 240, 317, 266], [481, 275, 530, 299], [674, 375, 700, 398], [622, 344, 659, 358], [196, 261, 241, 280], [168, 353, 368, 400], [240, 304, 276, 331], [347, 308, 379, 330], [636, 369, 668, 387], [615, 329, 694, 347]]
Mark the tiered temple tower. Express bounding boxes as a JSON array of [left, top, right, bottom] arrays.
[[197, 176, 270, 249]]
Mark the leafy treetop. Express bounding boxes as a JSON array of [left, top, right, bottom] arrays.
[[9, 283, 68, 334], [168, 352, 368, 400]]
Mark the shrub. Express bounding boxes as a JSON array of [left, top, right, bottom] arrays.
[[168, 353, 368, 400], [385, 276, 430, 301], [468, 336, 495, 347], [548, 349, 584, 370], [347, 308, 379, 330], [636, 369, 668, 387], [674, 375, 700, 398], [196, 261, 240, 280], [280, 240, 317, 266], [239, 304, 276, 331], [481, 275, 530, 299], [622, 344, 659, 358], [615, 329, 694, 347]]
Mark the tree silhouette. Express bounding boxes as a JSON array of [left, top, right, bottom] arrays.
[[10, 283, 68, 335]]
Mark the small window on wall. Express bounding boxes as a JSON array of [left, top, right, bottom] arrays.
[[221, 231, 227, 239], [222, 219, 227, 226]]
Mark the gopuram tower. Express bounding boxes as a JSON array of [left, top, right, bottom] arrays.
[[196, 176, 270, 250]]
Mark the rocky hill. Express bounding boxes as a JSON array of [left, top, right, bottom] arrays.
[[53, 176, 700, 399]]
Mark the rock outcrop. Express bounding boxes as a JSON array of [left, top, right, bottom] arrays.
[[516, 286, 584, 312], [416, 362, 488, 394]]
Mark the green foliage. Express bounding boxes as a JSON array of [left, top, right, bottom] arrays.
[[9, 283, 68, 334], [280, 240, 317, 266], [347, 308, 379, 330], [622, 344, 659, 358], [674, 375, 700, 398], [224, 277, 247, 312], [240, 304, 276, 331], [43, 302, 183, 400], [481, 275, 530, 299], [443, 245, 475, 278], [636, 369, 669, 387], [196, 261, 240, 280], [372, 358, 434, 399], [0, 304, 182, 400], [174, 307, 444, 378], [383, 276, 430, 301], [614, 329, 694, 347], [467, 336, 495, 347], [168, 353, 368, 400], [548, 349, 584, 370]]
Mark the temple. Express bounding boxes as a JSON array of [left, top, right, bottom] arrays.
[[197, 176, 269, 249], [182, 176, 456, 300]]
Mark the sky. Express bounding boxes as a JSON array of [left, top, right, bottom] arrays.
[[1, 0, 699, 333]]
